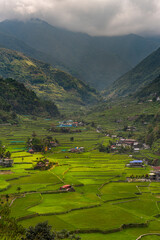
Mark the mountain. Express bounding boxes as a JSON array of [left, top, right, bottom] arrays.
[[0, 19, 159, 90], [0, 77, 59, 123], [0, 48, 99, 110], [105, 47, 160, 98], [0, 31, 58, 65]]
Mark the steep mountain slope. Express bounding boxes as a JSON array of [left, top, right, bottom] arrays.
[[106, 47, 160, 98], [135, 75, 160, 100], [0, 19, 159, 90], [0, 31, 58, 65], [0, 77, 59, 123], [0, 48, 99, 109]]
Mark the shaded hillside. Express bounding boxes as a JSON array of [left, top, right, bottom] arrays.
[[0, 77, 59, 120], [0, 19, 159, 90], [0, 48, 99, 109], [105, 47, 160, 98], [0, 31, 59, 67], [135, 75, 160, 100]]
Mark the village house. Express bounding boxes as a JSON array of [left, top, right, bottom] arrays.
[[59, 184, 75, 192], [143, 143, 150, 150], [69, 147, 84, 153], [58, 120, 83, 128], [34, 158, 53, 170], [127, 126, 137, 132], [28, 148, 34, 154], [134, 148, 140, 152], [111, 135, 117, 139], [116, 139, 143, 152], [111, 145, 117, 150], [50, 141, 58, 147], [149, 167, 160, 181], [0, 158, 14, 167], [126, 160, 144, 168], [149, 171, 160, 181]]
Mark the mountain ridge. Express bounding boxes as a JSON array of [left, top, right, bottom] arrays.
[[0, 19, 159, 90]]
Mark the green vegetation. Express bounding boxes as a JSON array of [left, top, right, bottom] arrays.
[[136, 75, 160, 100], [0, 77, 59, 123], [0, 117, 159, 239], [0, 48, 100, 111], [106, 47, 160, 97]]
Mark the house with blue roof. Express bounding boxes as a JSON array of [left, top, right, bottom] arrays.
[[127, 160, 144, 167]]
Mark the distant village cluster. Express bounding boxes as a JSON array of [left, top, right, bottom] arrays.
[[58, 120, 85, 128], [109, 137, 150, 153]]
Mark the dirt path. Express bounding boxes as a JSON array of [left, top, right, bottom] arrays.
[[136, 233, 160, 240]]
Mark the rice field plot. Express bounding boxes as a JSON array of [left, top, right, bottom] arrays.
[[149, 183, 160, 194], [10, 193, 42, 218], [115, 196, 160, 219], [29, 191, 100, 214], [3, 184, 49, 194], [138, 186, 151, 193], [8, 163, 33, 173], [0, 179, 10, 191], [79, 220, 160, 240], [12, 152, 43, 163], [56, 203, 144, 231], [20, 214, 76, 230], [100, 182, 141, 201], [19, 202, 144, 231], [125, 167, 151, 177], [1, 171, 62, 194], [69, 173, 120, 185]]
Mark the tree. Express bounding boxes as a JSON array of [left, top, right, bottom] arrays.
[[5, 151, 11, 158], [24, 221, 55, 240], [70, 137, 74, 142], [5, 194, 9, 203], [17, 186, 21, 193]]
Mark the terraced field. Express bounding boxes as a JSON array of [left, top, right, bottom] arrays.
[[0, 119, 160, 239]]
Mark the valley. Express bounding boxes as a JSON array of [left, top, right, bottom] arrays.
[[0, 16, 160, 240], [0, 96, 160, 239]]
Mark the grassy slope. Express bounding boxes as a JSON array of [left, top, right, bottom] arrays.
[[0, 48, 100, 111]]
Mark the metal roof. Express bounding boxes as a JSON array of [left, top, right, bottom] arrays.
[[130, 160, 143, 163]]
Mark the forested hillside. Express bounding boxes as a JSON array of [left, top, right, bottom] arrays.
[[106, 47, 160, 98], [0, 48, 99, 110], [0, 77, 59, 123], [135, 75, 160, 100]]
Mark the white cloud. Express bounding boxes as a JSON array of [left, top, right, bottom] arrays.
[[0, 0, 160, 36]]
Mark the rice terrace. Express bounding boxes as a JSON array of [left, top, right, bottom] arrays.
[[0, 115, 160, 239]]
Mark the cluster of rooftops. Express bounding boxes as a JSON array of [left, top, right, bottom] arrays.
[[58, 120, 84, 128], [0, 158, 13, 167], [110, 138, 150, 152]]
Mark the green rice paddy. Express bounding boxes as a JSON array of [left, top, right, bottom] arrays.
[[0, 119, 160, 239]]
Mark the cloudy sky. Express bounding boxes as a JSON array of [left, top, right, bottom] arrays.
[[0, 0, 160, 36]]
